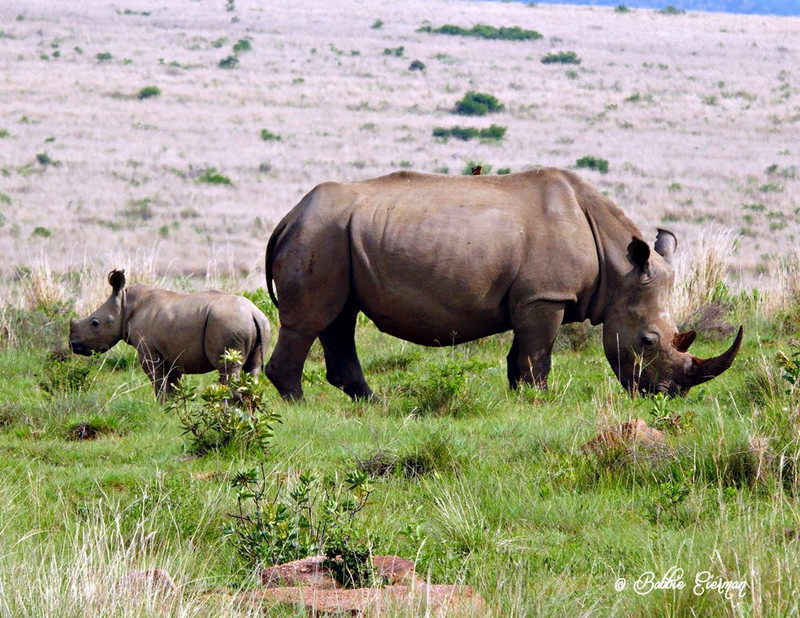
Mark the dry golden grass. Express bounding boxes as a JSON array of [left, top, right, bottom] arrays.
[[1, 0, 798, 294]]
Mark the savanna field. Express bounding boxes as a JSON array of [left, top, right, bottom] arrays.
[[2, 0, 800, 615]]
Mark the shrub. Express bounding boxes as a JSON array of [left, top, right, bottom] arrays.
[[420, 23, 543, 41], [36, 152, 58, 166], [408, 60, 425, 71], [32, 226, 52, 238], [575, 155, 609, 174], [218, 55, 238, 69], [165, 354, 281, 454], [95, 52, 112, 62], [38, 351, 92, 397], [541, 51, 581, 65], [432, 124, 506, 141], [232, 38, 251, 53], [615, 3, 631, 12], [454, 91, 504, 116], [196, 168, 232, 185], [259, 128, 281, 142], [225, 465, 381, 587], [383, 46, 403, 57], [659, 5, 686, 15], [371, 19, 383, 30], [136, 85, 161, 100]]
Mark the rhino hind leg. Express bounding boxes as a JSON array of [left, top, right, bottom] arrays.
[[265, 327, 316, 400], [507, 300, 565, 390], [319, 302, 374, 401]]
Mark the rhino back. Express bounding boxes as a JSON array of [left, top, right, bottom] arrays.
[[344, 170, 599, 344]]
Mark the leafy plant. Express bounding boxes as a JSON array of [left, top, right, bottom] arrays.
[[575, 155, 609, 174], [615, 3, 631, 12], [659, 5, 686, 15], [648, 393, 696, 433], [31, 226, 52, 238], [95, 52, 112, 62], [383, 46, 404, 57], [165, 352, 280, 453], [136, 86, 161, 100], [371, 19, 383, 30], [454, 91, 504, 116], [225, 465, 381, 587], [408, 60, 425, 71]]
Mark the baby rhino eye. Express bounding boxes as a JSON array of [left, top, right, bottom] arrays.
[[641, 334, 654, 347], [91, 318, 100, 328]]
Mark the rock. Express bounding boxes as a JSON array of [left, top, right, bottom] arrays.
[[245, 584, 487, 616], [583, 418, 667, 456], [261, 554, 422, 589]]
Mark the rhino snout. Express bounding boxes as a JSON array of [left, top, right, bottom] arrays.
[[70, 339, 90, 356]]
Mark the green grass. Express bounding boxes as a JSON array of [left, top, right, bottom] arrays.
[[419, 23, 543, 42], [1, 295, 800, 614]]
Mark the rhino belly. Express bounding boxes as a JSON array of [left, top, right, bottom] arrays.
[[349, 205, 520, 346]]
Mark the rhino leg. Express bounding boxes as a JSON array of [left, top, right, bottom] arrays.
[[319, 302, 373, 401], [140, 354, 182, 402], [265, 328, 316, 400], [507, 300, 565, 390]]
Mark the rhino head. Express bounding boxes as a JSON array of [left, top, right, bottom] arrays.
[[602, 229, 742, 396], [69, 270, 127, 356]]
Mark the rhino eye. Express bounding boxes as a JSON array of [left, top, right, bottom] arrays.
[[91, 318, 100, 328], [641, 334, 655, 347]]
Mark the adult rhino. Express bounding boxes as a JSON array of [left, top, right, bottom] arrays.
[[70, 270, 271, 400], [264, 168, 742, 400]]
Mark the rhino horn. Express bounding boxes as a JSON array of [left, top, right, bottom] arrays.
[[683, 326, 743, 387], [672, 330, 697, 353]]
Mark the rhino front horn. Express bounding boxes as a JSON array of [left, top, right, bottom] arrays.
[[685, 326, 743, 386]]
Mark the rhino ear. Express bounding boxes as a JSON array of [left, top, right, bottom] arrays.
[[654, 228, 677, 265], [627, 237, 651, 272], [108, 269, 126, 295]]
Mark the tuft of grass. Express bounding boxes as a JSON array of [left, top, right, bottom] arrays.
[[259, 129, 281, 142], [541, 50, 581, 65]]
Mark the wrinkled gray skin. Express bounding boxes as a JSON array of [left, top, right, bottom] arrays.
[[265, 168, 742, 401], [70, 270, 271, 400]]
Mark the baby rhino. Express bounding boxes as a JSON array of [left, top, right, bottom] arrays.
[[70, 270, 271, 400]]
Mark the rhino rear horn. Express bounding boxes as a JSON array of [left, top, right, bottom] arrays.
[[108, 269, 126, 294], [654, 228, 677, 264], [685, 326, 743, 386], [672, 330, 697, 353]]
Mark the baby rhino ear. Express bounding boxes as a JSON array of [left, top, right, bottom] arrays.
[[108, 269, 126, 295], [654, 228, 677, 265], [627, 237, 651, 272]]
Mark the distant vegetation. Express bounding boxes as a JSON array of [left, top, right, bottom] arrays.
[[454, 91, 504, 116], [418, 22, 544, 41], [541, 50, 582, 65], [432, 124, 507, 141], [136, 85, 160, 100], [575, 155, 610, 174]]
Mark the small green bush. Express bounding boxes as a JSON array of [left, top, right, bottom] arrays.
[[541, 51, 581, 65], [432, 124, 506, 141], [383, 46, 403, 57], [32, 226, 52, 238], [615, 3, 631, 12], [232, 38, 252, 53], [136, 85, 161, 100], [197, 168, 232, 185], [575, 155, 609, 174], [454, 91, 504, 116], [659, 5, 686, 15], [218, 55, 239, 69], [259, 128, 281, 142], [95, 52, 112, 62], [420, 23, 543, 41], [371, 19, 383, 30], [166, 356, 280, 454], [408, 60, 425, 71], [38, 352, 92, 397]]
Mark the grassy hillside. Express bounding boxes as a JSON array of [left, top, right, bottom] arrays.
[[525, 0, 800, 17]]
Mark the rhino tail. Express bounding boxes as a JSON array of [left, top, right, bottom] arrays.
[[265, 218, 289, 309], [247, 310, 269, 374]]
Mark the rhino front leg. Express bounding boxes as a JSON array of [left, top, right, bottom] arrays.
[[319, 302, 374, 401], [139, 354, 173, 402], [507, 300, 565, 390]]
